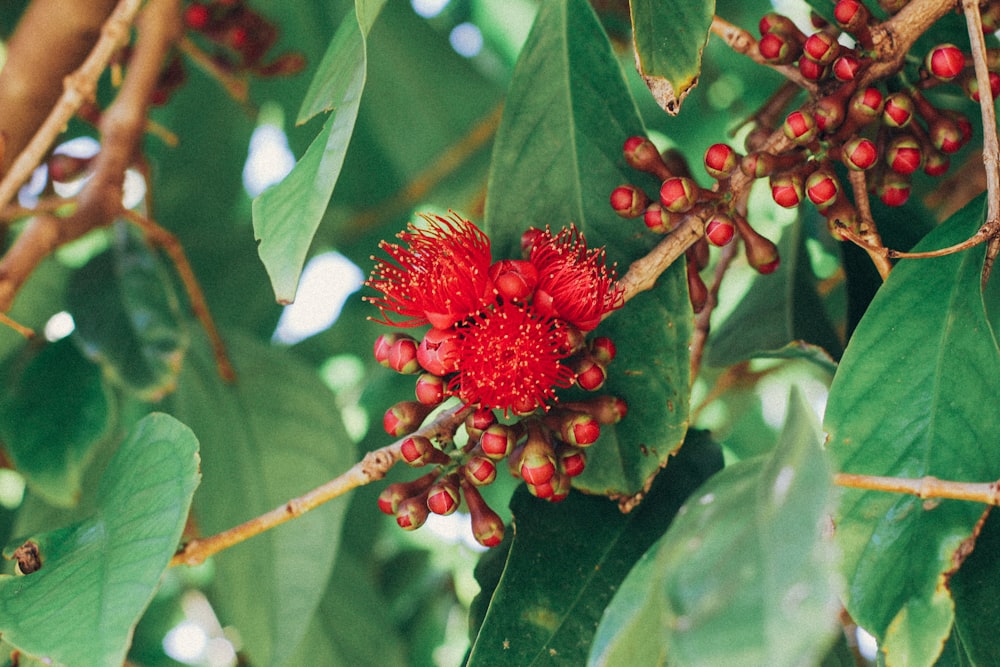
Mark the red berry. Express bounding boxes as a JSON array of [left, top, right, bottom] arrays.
[[805, 169, 839, 210], [842, 136, 878, 171], [705, 214, 736, 246], [609, 185, 650, 218], [886, 136, 923, 175], [882, 93, 914, 128], [659, 177, 699, 213], [769, 172, 804, 208], [704, 143, 738, 179], [183, 3, 211, 30], [926, 44, 965, 81], [803, 32, 840, 65], [783, 110, 818, 144]]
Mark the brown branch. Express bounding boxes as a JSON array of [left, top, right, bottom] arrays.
[[615, 213, 705, 305], [847, 169, 892, 280], [689, 233, 739, 380], [961, 0, 1000, 286], [863, 0, 962, 87], [835, 473, 1000, 505], [710, 16, 816, 94], [171, 403, 474, 567], [120, 209, 236, 382], [0, 0, 181, 318]]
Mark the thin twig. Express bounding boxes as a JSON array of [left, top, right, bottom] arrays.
[[961, 0, 1000, 286], [835, 221, 992, 260], [689, 238, 738, 379], [171, 403, 473, 567], [847, 169, 892, 280], [834, 473, 1000, 505], [710, 16, 816, 94], [176, 35, 250, 104], [0, 0, 142, 214], [120, 209, 236, 382], [615, 213, 705, 305]]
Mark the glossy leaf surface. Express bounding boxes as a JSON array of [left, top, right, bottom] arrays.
[[590, 389, 839, 666], [0, 413, 199, 667], [825, 195, 1000, 666]]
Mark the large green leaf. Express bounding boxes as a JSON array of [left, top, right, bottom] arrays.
[[0, 338, 113, 507], [252, 0, 387, 304], [0, 413, 199, 667], [484, 0, 691, 497], [630, 0, 715, 114], [825, 195, 1000, 666], [66, 225, 189, 401], [950, 509, 1000, 665], [467, 430, 723, 665], [590, 388, 840, 666], [167, 331, 356, 667]]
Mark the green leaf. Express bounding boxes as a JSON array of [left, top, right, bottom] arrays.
[[590, 388, 840, 667], [630, 0, 715, 114], [253, 0, 386, 304], [467, 430, 723, 665], [66, 226, 189, 401], [950, 510, 1000, 665], [167, 331, 356, 667], [825, 194, 1000, 666], [0, 413, 199, 667], [485, 0, 691, 497], [0, 338, 113, 507], [706, 218, 843, 367]]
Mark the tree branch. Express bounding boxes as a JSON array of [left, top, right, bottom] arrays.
[[835, 472, 1000, 505]]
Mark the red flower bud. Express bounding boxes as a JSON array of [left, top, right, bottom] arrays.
[[886, 135, 923, 175], [659, 177, 699, 213], [832, 55, 861, 81], [963, 71, 1000, 102], [926, 44, 965, 81], [803, 32, 840, 65], [488, 259, 539, 302], [461, 480, 505, 547], [610, 185, 650, 218], [520, 227, 544, 257], [427, 477, 461, 515], [589, 336, 616, 365], [797, 55, 828, 81], [834, 0, 869, 27], [574, 357, 607, 391], [396, 493, 430, 530], [183, 3, 211, 30], [842, 136, 878, 171], [805, 168, 840, 210], [769, 172, 804, 208], [623, 136, 671, 180], [373, 332, 405, 367], [463, 455, 498, 486], [882, 93, 914, 128], [783, 110, 818, 144], [930, 117, 964, 154], [704, 143, 739, 179], [387, 336, 420, 374], [705, 213, 736, 246], [565, 412, 601, 446], [759, 13, 801, 37], [415, 373, 446, 406], [733, 216, 780, 274], [850, 87, 884, 121], [815, 95, 846, 132], [48, 153, 93, 183], [558, 445, 587, 477], [465, 407, 497, 443], [562, 396, 628, 424], [417, 327, 461, 375], [923, 150, 950, 177], [377, 471, 439, 515], [642, 202, 680, 234], [532, 471, 571, 503], [480, 423, 517, 460], [759, 32, 801, 65], [400, 435, 450, 467], [878, 174, 911, 207], [383, 400, 434, 437], [519, 428, 557, 486]]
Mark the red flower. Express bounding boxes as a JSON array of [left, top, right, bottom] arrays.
[[451, 301, 575, 415], [528, 226, 623, 331], [366, 212, 495, 329]]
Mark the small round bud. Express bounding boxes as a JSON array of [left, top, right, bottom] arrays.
[[832, 55, 862, 82], [815, 95, 846, 132], [659, 177, 699, 213], [705, 213, 736, 246], [396, 493, 430, 530], [531, 471, 571, 503], [559, 412, 601, 447], [930, 117, 964, 154], [48, 154, 93, 183], [574, 357, 607, 391], [489, 259, 539, 302], [463, 455, 498, 486], [387, 336, 420, 374], [834, 0, 869, 27], [803, 32, 840, 65], [400, 435, 450, 467], [417, 327, 460, 375], [850, 87, 884, 120], [465, 407, 497, 443], [610, 185, 651, 218], [558, 446, 587, 477], [415, 373, 446, 406], [805, 169, 840, 210], [563, 396, 628, 424], [797, 55, 828, 81], [183, 3, 211, 30], [759, 32, 801, 65], [426, 477, 461, 515], [878, 174, 911, 206], [518, 433, 556, 486], [759, 13, 800, 37], [520, 227, 544, 256], [462, 481, 505, 547], [783, 110, 818, 144], [377, 471, 439, 516], [923, 150, 950, 177], [589, 336, 617, 365], [373, 332, 404, 367], [480, 423, 517, 460], [623, 136, 671, 179], [842, 136, 878, 171], [882, 93, 914, 128], [963, 71, 1000, 102], [704, 143, 739, 179], [926, 44, 965, 81], [886, 135, 923, 175], [383, 401, 433, 437], [642, 203, 679, 234], [769, 172, 804, 208]]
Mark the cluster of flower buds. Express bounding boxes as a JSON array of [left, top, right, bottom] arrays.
[[742, 3, 979, 221], [611, 136, 781, 313], [367, 212, 629, 546], [182, 0, 305, 77], [377, 395, 626, 547]]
